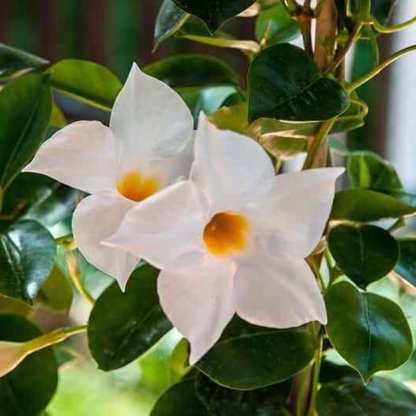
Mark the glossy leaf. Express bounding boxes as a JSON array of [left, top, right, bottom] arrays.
[[197, 317, 316, 390], [172, 0, 256, 32], [330, 189, 416, 222], [255, 3, 300, 46], [347, 151, 403, 192], [154, 0, 190, 50], [151, 371, 291, 416], [0, 315, 58, 416], [248, 44, 349, 122], [260, 135, 307, 160], [325, 282, 413, 382], [396, 239, 416, 288], [328, 224, 399, 288], [88, 264, 172, 371], [0, 294, 31, 317], [318, 376, 416, 416], [144, 54, 239, 89], [0, 220, 56, 304], [50, 59, 122, 110], [0, 42, 48, 79], [0, 74, 52, 193]]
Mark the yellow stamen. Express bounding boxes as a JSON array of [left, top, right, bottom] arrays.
[[203, 212, 249, 256], [117, 171, 159, 202]]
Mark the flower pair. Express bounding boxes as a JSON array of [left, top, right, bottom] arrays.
[[26, 63, 343, 363]]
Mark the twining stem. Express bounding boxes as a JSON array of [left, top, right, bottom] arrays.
[[347, 44, 416, 92], [65, 250, 95, 305], [372, 15, 416, 34], [307, 336, 324, 416], [299, 0, 314, 56]]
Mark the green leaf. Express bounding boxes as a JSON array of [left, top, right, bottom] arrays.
[[0, 220, 56, 304], [328, 224, 399, 288], [50, 59, 122, 110], [0, 42, 48, 79], [325, 281, 413, 382], [36, 265, 73, 312], [0, 315, 58, 416], [197, 317, 316, 390], [154, 0, 190, 50], [0, 74, 52, 193], [0, 294, 32, 317], [144, 54, 239, 89], [88, 264, 172, 371], [172, 0, 256, 32], [151, 371, 291, 416], [396, 239, 416, 288], [347, 151, 403, 192], [330, 189, 416, 222], [255, 3, 300, 46], [318, 376, 416, 416], [259, 135, 308, 160], [248, 44, 349, 122]]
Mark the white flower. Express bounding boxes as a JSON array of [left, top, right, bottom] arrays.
[[105, 114, 344, 364], [24, 63, 194, 290]]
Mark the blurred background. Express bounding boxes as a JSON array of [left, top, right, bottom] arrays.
[[1, 1, 416, 415]]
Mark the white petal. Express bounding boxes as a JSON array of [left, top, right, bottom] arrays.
[[158, 256, 236, 364], [191, 113, 275, 210], [72, 192, 139, 290], [104, 181, 208, 270], [252, 168, 344, 258], [110, 63, 193, 159], [234, 252, 327, 328], [24, 121, 117, 194]]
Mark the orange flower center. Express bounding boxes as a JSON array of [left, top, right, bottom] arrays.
[[117, 171, 158, 202], [203, 212, 249, 256]]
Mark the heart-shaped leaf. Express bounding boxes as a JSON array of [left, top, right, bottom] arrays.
[[330, 189, 416, 222], [0, 220, 56, 304], [50, 59, 122, 110], [396, 239, 416, 288], [172, 0, 256, 32], [325, 282, 413, 382], [0, 315, 58, 416], [0, 74, 52, 194], [88, 264, 172, 371], [328, 224, 399, 288], [197, 317, 316, 390], [248, 43, 350, 122]]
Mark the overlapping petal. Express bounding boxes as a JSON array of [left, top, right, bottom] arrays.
[[234, 252, 327, 328], [104, 181, 209, 269], [72, 192, 139, 290], [24, 121, 118, 194], [110, 63, 194, 160], [158, 256, 236, 365], [191, 114, 275, 211]]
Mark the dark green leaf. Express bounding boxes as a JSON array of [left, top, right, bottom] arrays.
[[255, 3, 300, 46], [396, 239, 416, 288], [0, 315, 58, 416], [0, 43, 48, 79], [330, 189, 416, 222], [172, 0, 256, 32], [154, 0, 190, 50], [318, 376, 416, 416], [328, 224, 399, 288], [144, 54, 239, 89], [347, 151, 403, 192], [50, 59, 122, 110], [372, 0, 400, 25], [0, 220, 56, 304], [248, 44, 349, 122], [325, 282, 413, 382], [88, 264, 172, 371], [197, 317, 316, 390], [0, 74, 52, 193]]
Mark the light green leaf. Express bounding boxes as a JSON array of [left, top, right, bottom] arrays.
[[0, 220, 56, 304], [50, 59, 122, 110], [88, 264, 172, 371], [325, 282, 413, 382], [328, 224, 399, 288], [248, 44, 350, 122], [0, 294, 32, 317]]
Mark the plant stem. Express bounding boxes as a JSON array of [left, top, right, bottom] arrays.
[[387, 217, 406, 233], [347, 44, 416, 92], [299, 0, 314, 56], [307, 336, 323, 416], [372, 15, 416, 34]]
